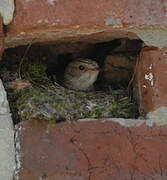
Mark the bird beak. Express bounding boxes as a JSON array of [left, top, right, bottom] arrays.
[[87, 67, 102, 72], [90, 68, 101, 72]]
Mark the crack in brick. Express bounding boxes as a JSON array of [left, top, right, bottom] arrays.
[[104, 154, 121, 175], [69, 125, 123, 179], [70, 136, 92, 180], [69, 137, 123, 179], [67, 124, 167, 179], [158, 155, 164, 179], [69, 134, 109, 180], [127, 128, 167, 180], [127, 128, 150, 179]]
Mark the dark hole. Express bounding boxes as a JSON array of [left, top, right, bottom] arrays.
[[0, 38, 143, 124]]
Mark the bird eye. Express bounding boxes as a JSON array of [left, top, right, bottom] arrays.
[[79, 65, 85, 70]]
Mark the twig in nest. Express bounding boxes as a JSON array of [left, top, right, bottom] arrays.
[[18, 39, 35, 79], [127, 53, 140, 94]]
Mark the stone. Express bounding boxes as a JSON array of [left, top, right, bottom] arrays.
[[128, 29, 167, 48], [136, 46, 167, 112], [103, 55, 135, 85], [147, 106, 167, 125], [0, 79, 15, 180], [0, 115, 15, 180], [0, 17, 4, 59], [17, 119, 167, 180], [0, 79, 10, 115], [0, 0, 14, 25]]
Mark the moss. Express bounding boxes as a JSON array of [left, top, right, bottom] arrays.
[[27, 62, 46, 80], [16, 84, 138, 122], [20, 57, 53, 87]]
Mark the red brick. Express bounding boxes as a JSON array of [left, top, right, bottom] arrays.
[[6, 0, 167, 48], [137, 47, 167, 112], [9, 0, 167, 31], [17, 119, 167, 180]]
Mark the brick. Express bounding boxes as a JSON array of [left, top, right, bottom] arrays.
[[17, 119, 167, 180], [6, 0, 167, 48], [8, 0, 167, 32], [3, 0, 167, 48], [137, 47, 167, 112], [104, 55, 135, 84]]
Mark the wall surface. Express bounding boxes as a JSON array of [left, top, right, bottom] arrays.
[[0, 0, 167, 179], [4, 0, 167, 48]]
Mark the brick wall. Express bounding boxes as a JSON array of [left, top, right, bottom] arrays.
[[1, 0, 167, 179]]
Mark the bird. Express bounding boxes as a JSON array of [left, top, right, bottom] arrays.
[[63, 58, 99, 91]]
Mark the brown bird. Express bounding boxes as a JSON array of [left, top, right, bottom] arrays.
[[63, 58, 99, 91]]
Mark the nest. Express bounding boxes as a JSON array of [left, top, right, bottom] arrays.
[[0, 44, 139, 124]]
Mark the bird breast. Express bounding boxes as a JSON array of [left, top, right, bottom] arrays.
[[74, 71, 99, 90]]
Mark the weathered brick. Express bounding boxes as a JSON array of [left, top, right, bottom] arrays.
[[6, 0, 167, 48], [17, 119, 167, 180], [104, 55, 135, 84], [137, 47, 167, 112]]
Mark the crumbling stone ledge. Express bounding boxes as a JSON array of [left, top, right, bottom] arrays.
[[0, 79, 15, 180]]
